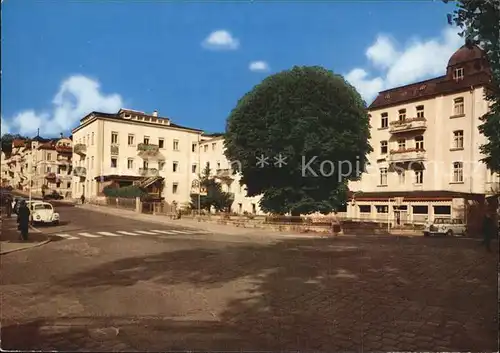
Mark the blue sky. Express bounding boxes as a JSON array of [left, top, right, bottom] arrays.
[[2, 0, 463, 137]]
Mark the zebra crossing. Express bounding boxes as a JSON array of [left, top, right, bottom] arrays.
[[53, 228, 210, 241]]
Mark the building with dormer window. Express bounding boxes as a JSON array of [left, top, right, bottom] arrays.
[[346, 44, 499, 228]]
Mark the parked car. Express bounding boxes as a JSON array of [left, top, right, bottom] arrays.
[[423, 218, 467, 237], [30, 202, 60, 225], [44, 191, 63, 200]]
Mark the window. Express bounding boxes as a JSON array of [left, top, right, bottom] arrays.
[[217, 162, 221, 169], [415, 135, 424, 150], [416, 105, 425, 118], [91, 156, 94, 168], [381, 112, 388, 128], [192, 143, 197, 152], [158, 138, 164, 149], [453, 162, 463, 182], [192, 164, 197, 174], [158, 161, 165, 171], [111, 157, 117, 168], [415, 170, 423, 184], [453, 130, 464, 149], [143, 160, 148, 169], [144, 136, 150, 144], [376, 205, 388, 213], [46, 166, 51, 173], [47, 153, 52, 161], [204, 145, 208, 152], [453, 67, 464, 80], [206, 161, 210, 169], [128, 134, 135, 146], [453, 97, 464, 116], [127, 158, 134, 169], [172, 183, 178, 194], [398, 109, 406, 121], [111, 132, 118, 144], [173, 161, 178, 172], [173, 140, 179, 151], [359, 205, 371, 213], [91, 132, 94, 145], [379, 168, 388, 186], [380, 141, 388, 154], [397, 170, 405, 184], [212, 143, 216, 150], [397, 139, 406, 150]]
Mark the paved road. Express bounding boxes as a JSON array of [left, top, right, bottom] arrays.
[[32, 202, 215, 242], [1, 205, 498, 351]]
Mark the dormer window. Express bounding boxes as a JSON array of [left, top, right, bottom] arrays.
[[453, 67, 464, 81]]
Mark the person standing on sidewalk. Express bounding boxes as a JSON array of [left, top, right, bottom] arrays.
[[80, 194, 85, 205], [5, 195, 12, 218], [17, 200, 31, 241], [481, 212, 495, 252]]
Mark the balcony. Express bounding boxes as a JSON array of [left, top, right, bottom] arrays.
[[56, 144, 73, 154], [388, 148, 426, 163], [137, 143, 159, 153], [57, 154, 71, 162], [139, 168, 159, 177], [389, 117, 427, 134], [45, 172, 57, 180], [73, 167, 87, 177], [73, 144, 87, 155], [110, 145, 119, 156]]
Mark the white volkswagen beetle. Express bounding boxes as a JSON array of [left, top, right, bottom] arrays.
[[31, 202, 60, 225]]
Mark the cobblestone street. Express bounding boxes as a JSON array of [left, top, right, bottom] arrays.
[[1, 231, 498, 351]]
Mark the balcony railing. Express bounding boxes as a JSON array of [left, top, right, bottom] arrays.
[[388, 148, 426, 163], [73, 144, 87, 155], [139, 168, 159, 177], [73, 166, 87, 177], [110, 145, 119, 155], [57, 154, 71, 162], [137, 143, 159, 153], [389, 117, 427, 133], [56, 145, 73, 153], [45, 172, 57, 180]]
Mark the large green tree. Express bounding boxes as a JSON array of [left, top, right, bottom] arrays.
[[1, 134, 26, 156], [445, 0, 500, 172], [224, 66, 372, 216], [190, 165, 234, 212]]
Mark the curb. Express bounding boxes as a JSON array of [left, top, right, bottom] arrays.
[[0, 238, 52, 255]]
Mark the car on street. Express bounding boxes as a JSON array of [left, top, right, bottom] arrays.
[[44, 191, 63, 200], [30, 202, 60, 225], [423, 217, 467, 237]]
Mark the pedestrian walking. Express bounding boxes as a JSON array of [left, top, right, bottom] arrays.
[[17, 200, 31, 241], [80, 194, 85, 205], [480, 212, 495, 252], [5, 195, 12, 218]]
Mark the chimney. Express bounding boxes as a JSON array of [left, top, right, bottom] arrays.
[[152, 110, 158, 117]]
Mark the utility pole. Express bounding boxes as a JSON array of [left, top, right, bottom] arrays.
[[28, 138, 34, 205]]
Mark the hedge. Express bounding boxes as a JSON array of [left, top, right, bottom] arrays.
[[103, 185, 146, 199]]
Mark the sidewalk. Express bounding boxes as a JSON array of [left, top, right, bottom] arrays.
[[78, 204, 326, 239], [0, 217, 51, 255]]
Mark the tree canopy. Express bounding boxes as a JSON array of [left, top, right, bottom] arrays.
[[224, 66, 372, 216], [445, 0, 500, 172], [190, 164, 234, 213], [1, 134, 26, 156]]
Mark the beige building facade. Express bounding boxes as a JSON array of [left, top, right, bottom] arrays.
[[346, 45, 499, 226]]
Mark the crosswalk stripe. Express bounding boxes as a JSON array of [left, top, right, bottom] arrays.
[[56, 233, 79, 240], [78, 232, 101, 238], [97, 231, 122, 237], [116, 231, 139, 236], [150, 230, 177, 235], [134, 230, 158, 235], [168, 230, 192, 234]]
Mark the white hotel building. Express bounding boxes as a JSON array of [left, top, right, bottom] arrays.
[[346, 45, 499, 227], [71, 108, 263, 213]]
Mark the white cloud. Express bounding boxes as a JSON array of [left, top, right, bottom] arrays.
[[1, 115, 10, 136], [202, 30, 239, 50], [249, 60, 270, 72], [345, 27, 463, 103], [6, 75, 123, 137]]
